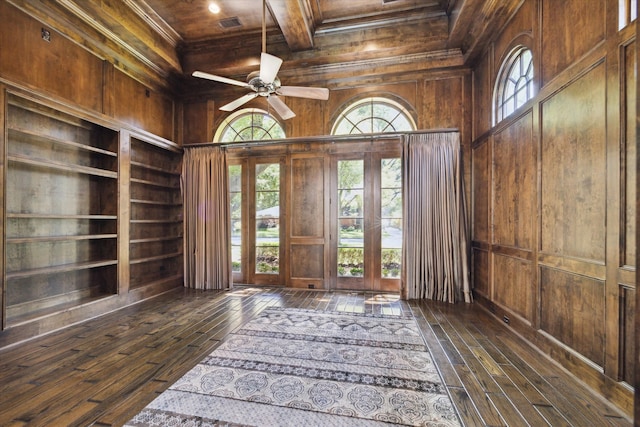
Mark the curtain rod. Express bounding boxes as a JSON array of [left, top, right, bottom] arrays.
[[183, 129, 459, 150]]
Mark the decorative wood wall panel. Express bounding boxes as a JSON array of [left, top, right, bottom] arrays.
[[112, 71, 175, 142], [183, 101, 210, 144], [493, 111, 535, 249], [493, 254, 533, 322], [541, 0, 606, 84], [472, 54, 492, 138], [290, 245, 324, 279], [472, 248, 489, 295], [540, 63, 607, 262], [287, 97, 328, 137], [472, 139, 490, 243], [620, 285, 635, 385], [291, 156, 325, 237], [540, 267, 605, 367], [422, 77, 463, 129], [472, 136, 491, 298], [623, 40, 636, 268]]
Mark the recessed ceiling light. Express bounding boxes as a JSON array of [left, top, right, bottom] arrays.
[[208, 2, 221, 14]]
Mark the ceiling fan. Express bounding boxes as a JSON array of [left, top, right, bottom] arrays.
[[191, 0, 329, 120]]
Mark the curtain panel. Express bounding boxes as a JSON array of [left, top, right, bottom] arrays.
[[402, 132, 471, 303], [182, 146, 232, 290]]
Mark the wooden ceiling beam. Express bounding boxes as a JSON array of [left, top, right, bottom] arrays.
[[57, 0, 182, 73], [457, 0, 523, 63], [182, 13, 449, 74], [267, 0, 315, 52], [446, 0, 484, 48]]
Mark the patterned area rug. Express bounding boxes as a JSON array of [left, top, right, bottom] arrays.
[[125, 307, 461, 426]]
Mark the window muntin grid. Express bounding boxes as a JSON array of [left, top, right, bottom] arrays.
[[495, 47, 535, 124], [215, 108, 285, 142], [331, 97, 416, 135]]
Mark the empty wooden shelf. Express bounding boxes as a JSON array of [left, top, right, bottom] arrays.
[[4, 94, 119, 325]]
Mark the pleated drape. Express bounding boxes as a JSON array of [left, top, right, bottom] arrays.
[[181, 146, 232, 290], [402, 132, 471, 303]]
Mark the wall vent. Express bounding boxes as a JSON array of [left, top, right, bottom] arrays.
[[218, 17, 242, 29]]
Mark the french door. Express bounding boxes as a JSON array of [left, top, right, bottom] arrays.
[[331, 151, 402, 292], [228, 146, 401, 292], [228, 156, 284, 285]]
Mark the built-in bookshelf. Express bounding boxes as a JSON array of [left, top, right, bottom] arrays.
[[5, 94, 119, 325], [129, 137, 183, 289]]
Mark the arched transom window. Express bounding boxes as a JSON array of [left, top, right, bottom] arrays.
[[214, 108, 285, 142], [494, 47, 535, 124], [331, 97, 416, 135]]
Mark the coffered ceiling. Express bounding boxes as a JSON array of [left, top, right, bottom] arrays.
[[8, 0, 522, 91], [142, 0, 445, 46]]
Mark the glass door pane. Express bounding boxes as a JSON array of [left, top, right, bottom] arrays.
[[255, 163, 280, 274], [337, 160, 364, 278], [228, 164, 242, 273], [380, 158, 402, 278]]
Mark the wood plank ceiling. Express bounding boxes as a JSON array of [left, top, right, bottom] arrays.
[[7, 0, 522, 91]]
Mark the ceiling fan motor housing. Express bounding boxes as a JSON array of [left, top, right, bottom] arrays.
[[247, 72, 281, 96]]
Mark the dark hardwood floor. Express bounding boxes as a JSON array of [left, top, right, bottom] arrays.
[[0, 286, 632, 426]]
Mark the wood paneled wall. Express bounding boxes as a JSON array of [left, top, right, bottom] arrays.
[[107, 69, 176, 141], [0, 1, 177, 142], [471, 0, 635, 415], [0, 1, 181, 347], [183, 76, 470, 145]]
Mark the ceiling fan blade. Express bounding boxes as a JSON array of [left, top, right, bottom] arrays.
[[268, 95, 296, 120], [220, 93, 259, 111], [260, 52, 283, 84], [277, 86, 330, 100], [192, 71, 250, 88]]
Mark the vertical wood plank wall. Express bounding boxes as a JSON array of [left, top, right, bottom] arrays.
[[471, 0, 636, 414]]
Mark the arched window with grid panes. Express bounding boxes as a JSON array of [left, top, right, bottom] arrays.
[[214, 108, 285, 142], [331, 97, 416, 135], [494, 46, 535, 125]]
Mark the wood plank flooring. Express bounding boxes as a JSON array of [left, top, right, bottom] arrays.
[[0, 286, 632, 426]]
